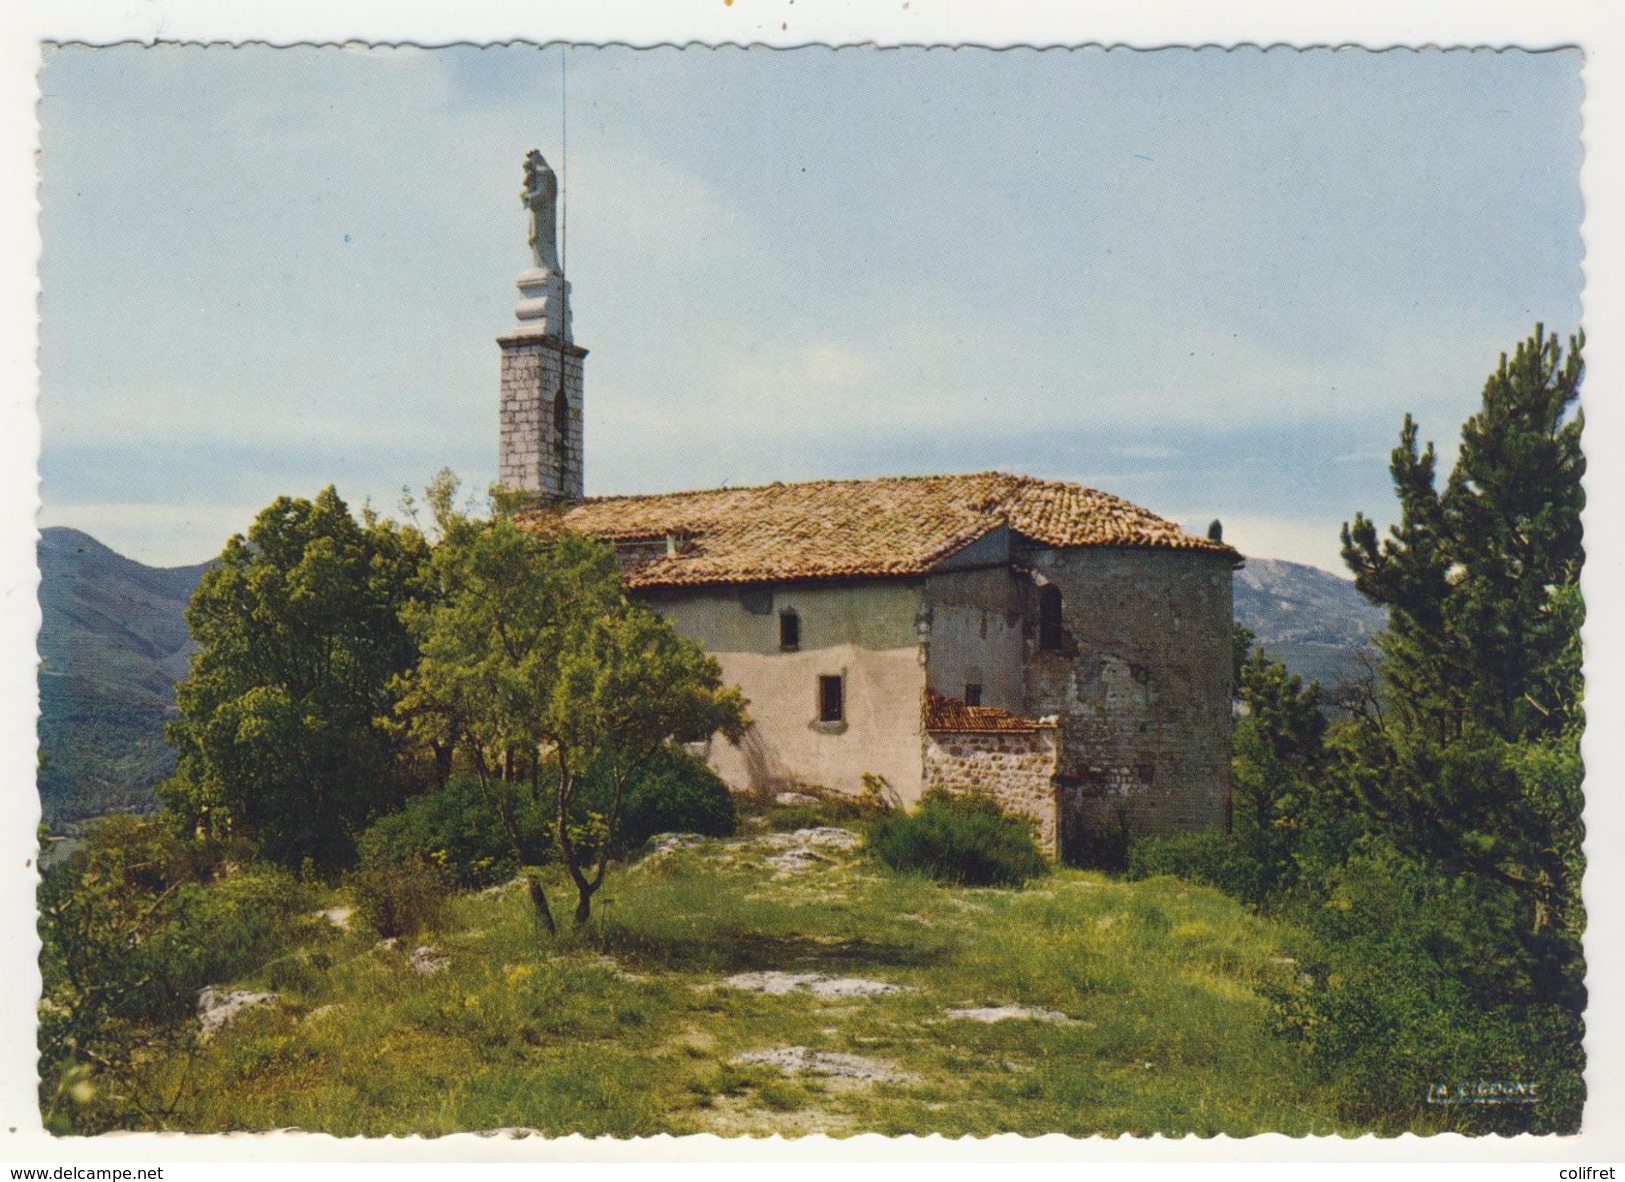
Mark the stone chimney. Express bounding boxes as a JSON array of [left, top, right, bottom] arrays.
[[497, 149, 586, 501]]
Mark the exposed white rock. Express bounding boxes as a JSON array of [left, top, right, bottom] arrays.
[[723, 971, 908, 999], [759, 826, 862, 851], [765, 849, 827, 875], [410, 945, 450, 976], [197, 987, 280, 1041], [479, 877, 527, 897], [752, 827, 863, 876], [732, 1046, 913, 1085], [319, 905, 353, 930], [943, 1004, 1078, 1024], [593, 955, 651, 982], [773, 791, 822, 806], [642, 833, 707, 861]]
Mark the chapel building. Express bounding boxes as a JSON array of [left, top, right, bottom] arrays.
[[496, 152, 1240, 859]]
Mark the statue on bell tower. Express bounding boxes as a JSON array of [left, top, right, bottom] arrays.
[[510, 149, 572, 343], [522, 149, 561, 273], [499, 149, 586, 501]]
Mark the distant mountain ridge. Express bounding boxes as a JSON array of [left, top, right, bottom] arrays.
[[34, 530, 1386, 825], [37, 527, 212, 826], [1233, 556, 1387, 691]]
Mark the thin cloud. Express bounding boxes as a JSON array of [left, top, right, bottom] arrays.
[[36, 46, 1582, 573]]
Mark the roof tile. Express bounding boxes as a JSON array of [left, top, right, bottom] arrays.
[[522, 471, 1235, 589], [924, 691, 1054, 733]]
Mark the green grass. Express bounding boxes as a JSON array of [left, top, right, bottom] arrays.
[[127, 832, 1344, 1137]]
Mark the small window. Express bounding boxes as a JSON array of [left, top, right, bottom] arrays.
[[818, 675, 844, 723], [779, 609, 800, 651], [1039, 585, 1064, 651], [552, 382, 570, 480], [964, 683, 983, 707]]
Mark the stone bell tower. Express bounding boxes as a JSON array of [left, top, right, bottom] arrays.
[[498, 149, 586, 500]]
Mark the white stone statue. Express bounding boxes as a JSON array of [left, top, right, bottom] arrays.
[[522, 149, 561, 272], [512, 149, 571, 340]]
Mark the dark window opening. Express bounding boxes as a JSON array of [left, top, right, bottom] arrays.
[[1038, 585, 1064, 651], [964, 683, 983, 707], [779, 609, 800, 651], [818, 675, 844, 723], [553, 382, 570, 481]]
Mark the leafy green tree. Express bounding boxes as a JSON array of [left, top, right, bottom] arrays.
[[1339, 326, 1585, 1006], [159, 487, 429, 870], [393, 492, 612, 934], [546, 603, 748, 924], [393, 474, 748, 931]]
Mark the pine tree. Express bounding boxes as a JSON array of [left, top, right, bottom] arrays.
[[1229, 646, 1329, 902], [1342, 325, 1584, 744], [1338, 325, 1584, 1006]]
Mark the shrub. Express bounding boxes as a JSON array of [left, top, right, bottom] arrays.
[[37, 817, 313, 1132], [1128, 828, 1263, 902], [357, 775, 549, 889], [1066, 813, 1133, 873], [264, 948, 332, 996], [865, 788, 1048, 887], [765, 802, 835, 831], [357, 752, 734, 887], [350, 855, 449, 939], [151, 865, 315, 1007], [1267, 932, 1584, 1134], [764, 796, 865, 832], [1258, 839, 1586, 1135], [574, 747, 737, 853], [756, 774, 897, 833], [39, 817, 314, 1028]]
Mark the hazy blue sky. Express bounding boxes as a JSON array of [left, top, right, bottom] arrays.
[[36, 44, 1583, 572]]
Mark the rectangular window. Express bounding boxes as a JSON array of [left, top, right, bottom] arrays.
[[964, 683, 983, 707], [1039, 585, 1065, 652], [818, 674, 844, 723], [780, 609, 800, 651]]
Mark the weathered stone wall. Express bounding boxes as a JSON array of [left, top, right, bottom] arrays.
[[498, 333, 586, 498], [641, 580, 929, 801], [921, 566, 1027, 713], [922, 726, 1061, 857], [1018, 545, 1234, 843], [627, 543, 1233, 846]]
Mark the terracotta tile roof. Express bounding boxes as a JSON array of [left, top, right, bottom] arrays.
[[522, 471, 1235, 589], [924, 691, 1055, 734]]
